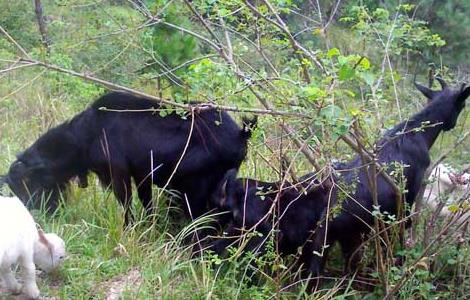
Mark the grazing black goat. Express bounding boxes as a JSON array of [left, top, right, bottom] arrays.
[[0, 91, 256, 224], [210, 169, 329, 277], [306, 79, 470, 276]]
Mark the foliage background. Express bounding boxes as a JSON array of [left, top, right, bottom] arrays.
[[0, 0, 468, 298]]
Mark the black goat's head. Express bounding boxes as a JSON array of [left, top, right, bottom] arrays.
[[415, 78, 470, 131], [212, 168, 245, 219], [212, 169, 274, 229], [6, 127, 81, 211], [6, 155, 63, 212]]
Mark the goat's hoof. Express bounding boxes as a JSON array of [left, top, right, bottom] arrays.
[[9, 282, 22, 295], [24, 285, 40, 299]]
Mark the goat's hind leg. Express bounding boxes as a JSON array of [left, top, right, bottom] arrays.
[[0, 264, 22, 295]]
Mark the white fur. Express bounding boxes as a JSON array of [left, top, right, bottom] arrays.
[[0, 196, 66, 299], [424, 164, 470, 217]]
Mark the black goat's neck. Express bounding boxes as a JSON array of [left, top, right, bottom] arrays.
[[399, 105, 447, 150], [421, 123, 443, 149], [65, 115, 92, 174], [411, 107, 451, 149]]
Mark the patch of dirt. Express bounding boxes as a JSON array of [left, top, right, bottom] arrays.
[[0, 270, 60, 300], [101, 268, 142, 300]]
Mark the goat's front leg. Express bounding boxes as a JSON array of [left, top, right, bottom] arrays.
[[0, 265, 22, 295], [19, 257, 40, 299], [133, 171, 154, 219], [339, 234, 363, 273]]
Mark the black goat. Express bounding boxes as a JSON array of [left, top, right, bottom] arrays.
[[307, 79, 470, 276], [1, 91, 256, 224], [210, 169, 329, 277]]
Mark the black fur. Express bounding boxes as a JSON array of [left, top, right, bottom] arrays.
[[4, 91, 256, 224], [210, 169, 329, 278], [307, 80, 470, 276]]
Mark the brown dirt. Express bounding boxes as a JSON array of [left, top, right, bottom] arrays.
[[100, 267, 142, 300]]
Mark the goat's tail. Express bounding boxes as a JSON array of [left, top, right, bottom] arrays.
[[241, 116, 258, 139]]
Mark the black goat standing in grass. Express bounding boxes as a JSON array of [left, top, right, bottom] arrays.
[[0, 91, 256, 225], [209, 169, 329, 278], [307, 79, 470, 277], [210, 79, 469, 287]]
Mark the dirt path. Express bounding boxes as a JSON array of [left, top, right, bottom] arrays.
[[1, 268, 142, 299], [101, 267, 142, 300]]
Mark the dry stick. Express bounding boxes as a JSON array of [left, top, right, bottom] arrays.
[[352, 122, 389, 293], [263, 136, 299, 182], [250, 0, 311, 83], [245, 0, 325, 75], [345, 125, 403, 257], [0, 61, 38, 75], [11, 58, 307, 118], [156, 108, 195, 201], [323, 0, 343, 31], [0, 25, 31, 59], [150, 54, 218, 79], [340, 135, 401, 194]]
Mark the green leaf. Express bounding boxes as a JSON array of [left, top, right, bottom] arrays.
[[338, 65, 355, 81], [320, 105, 342, 119], [448, 204, 459, 213], [303, 86, 326, 101], [359, 57, 371, 69], [327, 47, 340, 58], [447, 258, 457, 265], [361, 71, 375, 85]]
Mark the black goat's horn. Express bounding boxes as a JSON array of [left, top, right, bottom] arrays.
[[415, 82, 436, 99], [435, 77, 447, 89]]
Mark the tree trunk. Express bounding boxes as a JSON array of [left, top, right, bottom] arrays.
[[34, 0, 51, 53]]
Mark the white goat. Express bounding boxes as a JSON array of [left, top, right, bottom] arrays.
[[424, 164, 470, 217], [0, 196, 66, 299]]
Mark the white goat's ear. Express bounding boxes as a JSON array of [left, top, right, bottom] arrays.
[[38, 228, 53, 253]]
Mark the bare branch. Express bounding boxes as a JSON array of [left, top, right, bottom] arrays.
[[0, 25, 31, 59]]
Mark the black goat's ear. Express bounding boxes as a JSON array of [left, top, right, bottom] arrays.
[[415, 82, 436, 100], [435, 77, 448, 90], [219, 169, 239, 207], [458, 86, 470, 103]]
